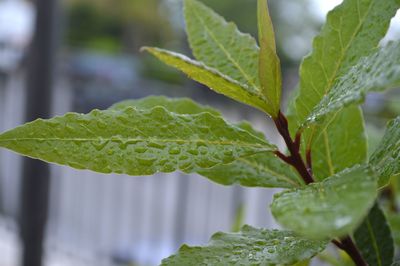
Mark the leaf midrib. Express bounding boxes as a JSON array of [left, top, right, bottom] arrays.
[[0, 137, 272, 150]]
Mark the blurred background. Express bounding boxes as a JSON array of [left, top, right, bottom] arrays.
[[0, 0, 398, 265]]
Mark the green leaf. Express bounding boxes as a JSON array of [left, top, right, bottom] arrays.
[[109, 95, 220, 116], [257, 0, 281, 117], [305, 42, 400, 126], [183, 0, 262, 100], [0, 106, 275, 176], [199, 121, 302, 188], [370, 116, 400, 187], [291, 0, 399, 181], [310, 106, 367, 181], [354, 202, 394, 266], [198, 152, 303, 189], [295, 0, 400, 126], [142, 47, 271, 114], [271, 165, 377, 239], [109, 96, 299, 188], [161, 225, 327, 266]]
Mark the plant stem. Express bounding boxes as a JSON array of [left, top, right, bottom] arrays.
[[334, 237, 368, 266], [273, 111, 367, 266], [273, 111, 314, 184]]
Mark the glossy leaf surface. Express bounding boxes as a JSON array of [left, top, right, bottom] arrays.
[[354, 202, 394, 266], [271, 165, 377, 239], [0, 107, 274, 176], [161, 225, 327, 266], [370, 116, 400, 187], [110, 95, 219, 115], [295, 0, 399, 125], [305, 42, 400, 125]]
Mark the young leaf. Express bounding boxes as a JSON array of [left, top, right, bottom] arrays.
[[161, 225, 327, 266], [109, 95, 220, 116], [354, 202, 394, 266], [295, 0, 400, 126], [271, 165, 377, 239], [142, 47, 271, 114], [257, 0, 282, 117], [183, 0, 260, 96], [0, 107, 275, 176], [370, 116, 400, 187], [305, 42, 400, 126]]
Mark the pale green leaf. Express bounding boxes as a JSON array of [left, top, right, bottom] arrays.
[[354, 202, 394, 266], [258, 0, 282, 117], [142, 47, 271, 113], [370, 116, 400, 187], [161, 225, 327, 266], [184, 0, 259, 95], [271, 165, 377, 239], [305, 42, 400, 125], [0, 107, 275, 176], [109, 95, 220, 115], [295, 0, 400, 125]]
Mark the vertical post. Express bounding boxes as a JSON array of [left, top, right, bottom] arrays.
[[19, 0, 59, 265]]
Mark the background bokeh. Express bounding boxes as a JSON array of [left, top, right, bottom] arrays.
[[0, 0, 399, 265]]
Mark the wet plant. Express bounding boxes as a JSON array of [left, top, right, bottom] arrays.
[[1, 0, 400, 265]]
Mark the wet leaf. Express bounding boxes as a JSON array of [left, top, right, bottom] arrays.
[[354, 202, 394, 266], [370, 116, 400, 187], [305, 42, 400, 126], [271, 165, 377, 239], [161, 225, 327, 266], [0, 106, 275, 176]]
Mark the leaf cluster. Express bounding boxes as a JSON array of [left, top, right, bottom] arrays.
[[1, 0, 400, 265]]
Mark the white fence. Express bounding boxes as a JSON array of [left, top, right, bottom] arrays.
[[0, 72, 282, 266]]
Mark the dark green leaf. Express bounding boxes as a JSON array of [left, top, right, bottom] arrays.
[[354, 202, 394, 266], [161, 225, 327, 266]]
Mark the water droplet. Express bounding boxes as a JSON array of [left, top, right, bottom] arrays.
[[169, 147, 181, 155], [135, 146, 148, 153], [137, 156, 156, 166], [92, 138, 109, 151]]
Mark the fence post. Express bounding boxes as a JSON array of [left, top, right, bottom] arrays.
[[19, 0, 59, 265]]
